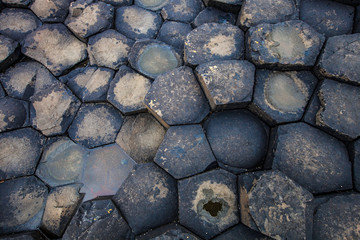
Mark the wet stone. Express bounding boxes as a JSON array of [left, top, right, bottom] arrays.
[[2, 0, 30, 7], [157, 21, 192, 50], [30, 0, 73, 22], [0, 97, 29, 132], [0, 35, 20, 72], [203, 0, 242, 13], [22, 24, 87, 76], [155, 125, 216, 179], [351, 139, 360, 192], [107, 65, 152, 114], [267, 122, 352, 194], [212, 224, 270, 240], [88, 29, 134, 70], [116, 113, 166, 164], [128, 39, 182, 79], [113, 163, 177, 235], [247, 20, 325, 69], [144, 66, 209, 128], [115, 5, 162, 40], [161, 0, 203, 23], [0, 128, 45, 180], [184, 23, 244, 66], [134, 0, 168, 11], [68, 103, 124, 148], [136, 223, 200, 240], [62, 199, 133, 240], [195, 60, 255, 110], [193, 7, 237, 27], [0, 176, 48, 235], [178, 169, 238, 240]]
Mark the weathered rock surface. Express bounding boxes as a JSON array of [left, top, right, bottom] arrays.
[[2, 0, 30, 7], [203, 0, 242, 13], [0, 97, 29, 132], [134, 0, 168, 11], [157, 21, 192, 50], [161, 0, 203, 23], [351, 139, 360, 192], [136, 223, 200, 240], [0, 35, 20, 72], [212, 224, 270, 240], [193, 7, 236, 27], [30, 0, 73, 22]]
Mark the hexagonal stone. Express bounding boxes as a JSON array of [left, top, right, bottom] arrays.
[[113, 163, 177, 235], [62, 199, 133, 240], [204, 110, 269, 173], [115, 6, 162, 40], [88, 29, 134, 70], [178, 169, 238, 240], [185, 23, 244, 66], [81, 144, 136, 201], [68, 103, 124, 148], [22, 24, 87, 76], [116, 113, 166, 164], [0, 128, 45, 180], [0, 176, 48, 235], [41, 184, 83, 237], [195, 60, 255, 110], [267, 122, 352, 194], [0, 8, 42, 41], [239, 170, 313, 240], [157, 21, 192, 50], [237, 0, 299, 29], [0, 97, 29, 132], [2, 0, 30, 7], [316, 33, 360, 85], [134, 0, 168, 11], [247, 20, 325, 69], [107, 65, 152, 114], [128, 39, 182, 79], [313, 194, 360, 239], [351, 139, 360, 192], [250, 70, 317, 125], [203, 0, 242, 13], [0, 35, 20, 72], [30, 0, 72, 22], [65, 0, 114, 39], [136, 223, 201, 240], [161, 0, 203, 23], [212, 224, 270, 240], [144, 66, 210, 128], [193, 7, 237, 27], [36, 137, 88, 187]]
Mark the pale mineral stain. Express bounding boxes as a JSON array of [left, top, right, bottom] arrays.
[[149, 180, 169, 203], [31, 0, 59, 19], [204, 34, 235, 57], [67, 4, 101, 33], [123, 7, 157, 35], [7, 70, 36, 94], [0, 11, 38, 33], [0, 41, 11, 61], [90, 37, 130, 66]]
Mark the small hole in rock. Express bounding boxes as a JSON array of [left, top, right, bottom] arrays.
[[203, 200, 222, 217]]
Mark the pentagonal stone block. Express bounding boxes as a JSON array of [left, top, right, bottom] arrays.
[[2, 0, 30, 7], [300, 0, 354, 38], [36, 137, 88, 187], [351, 139, 360, 192], [134, 0, 168, 11], [161, 0, 203, 23], [107, 65, 152, 114], [62, 199, 133, 240], [0, 176, 48, 235], [316, 33, 360, 85], [22, 24, 87, 76], [0, 128, 45, 180], [65, 0, 114, 39], [128, 39, 182, 79], [185, 23, 244, 66], [113, 163, 177, 235], [136, 223, 201, 240], [0, 97, 29, 132], [179, 169, 238, 240], [157, 21, 192, 50], [30, 0, 72, 22], [267, 122, 352, 194], [195, 60, 255, 110], [247, 20, 325, 69], [313, 194, 360, 239], [116, 113, 166, 163], [250, 70, 317, 125], [0, 35, 20, 72], [203, 0, 242, 13], [144, 66, 210, 128], [212, 224, 270, 240], [193, 7, 237, 27], [205, 110, 269, 173], [88, 29, 134, 70], [68, 103, 124, 148], [115, 6, 162, 40], [0, 8, 41, 41], [81, 144, 136, 201]]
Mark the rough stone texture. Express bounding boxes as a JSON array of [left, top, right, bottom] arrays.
[[355, 6, 360, 33], [0, 128, 45, 180], [136, 223, 200, 240], [116, 113, 166, 163], [161, 0, 203, 23], [135, 0, 168, 11], [144, 66, 210, 128], [2, 0, 30, 7], [352, 139, 360, 192], [212, 224, 270, 240], [107, 65, 151, 114], [0, 35, 20, 72], [193, 7, 237, 27], [22, 24, 87, 76], [157, 21, 192, 50], [101, 0, 132, 6], [30, 0, 73, 22], [267, 122, 352, 194], [154, 125, 216, 179], [0, 231, 47, 240], [185, 23, 244, 66], [203, 0, 242, 13], [68, 103, 124, 148], [0, 176, 48, 235], [316, 33, 360, 85], [178, 169, 238, 240], [88, 30, 134, 70], [195, 60, 255, 110], [0, 85, 5, 98], [62, 199, 133, 240], [0, 97, 29, 132], [246, 20, 325, 69], [113, 163, 177, 235], [115, 6, 162, 40]]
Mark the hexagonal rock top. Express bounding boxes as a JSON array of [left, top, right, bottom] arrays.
[[136, 223, 200, 240], [267, 122, 352, 194], [178, 169, 238, 240], [184, 23, 244, 66], [30, 0, 72, 22], [144, 66, 210, 128], [22, 24, 87, 76], [157, 21, 192, 51], [247, 20, 325, 69], [0, 97, 29, 132], [113, 163, 177, 235], [161, 0, 203, 23]]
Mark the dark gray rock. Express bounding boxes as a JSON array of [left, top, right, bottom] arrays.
[[136, 223, 200, 240], [184, 23, 244, 66], [0, 85, 5, 98], [101, 0, 132, 6], [0, 35, 20, 72], [212, 224, 270, 240], [2, 0, 30, 7], [161, 0, 203, 23], [193, 7, 236, 27], [30, 0, 72, 22], [203, 0, 242, 13], [135, 0, 168, 11], [0, 231, 48, 240], [0, 97, 29, 132], [333, 0, 360, 4], [157, 21, 192, 50], [355, 6, 360, 33], [113, 163, 177, 235], [351, 139, 360, 192], [178, 169, 238, 240]]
